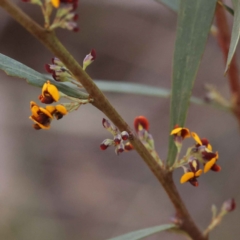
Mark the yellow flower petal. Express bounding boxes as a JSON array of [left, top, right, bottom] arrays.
[[195, 169, 202, 177], [49, 89, 59, 102], [170, 127, 182, 135], [138, 124, 143, 131], [39, 107, 53, 119], [191, 132, 202, 145], [180, 172, 194, 184], [47, 82, 60, 102], [51, 0, 60, 8], [207, 144, 212, 151], [56, 105, 68, 115], [31, 105, 39, 117], [46, 105, 56, 114], [29, 116, 50, 130], [42, 82, 48, 95], [204, 158, 217, 173]]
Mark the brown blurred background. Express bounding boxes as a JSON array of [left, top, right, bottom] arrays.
[[0, 0, 239, 239]]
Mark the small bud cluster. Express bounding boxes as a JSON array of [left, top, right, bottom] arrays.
[[100, 119, 133, 155], [45, 53, 96, 86], [46, 57, 79, 84], [22, 0, 79, 32], [50, 1, 79, 32]]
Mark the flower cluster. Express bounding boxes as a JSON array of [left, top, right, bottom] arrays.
[[45, 52, 96, 87], [29, 81, 68, 130], [171, 126, 221, 187], [22, 0, 79, 32], [50, 0, 79, 32], [45, 57, 81, 86], [100, 119, 133, 155], [100, 116, 163, 166]]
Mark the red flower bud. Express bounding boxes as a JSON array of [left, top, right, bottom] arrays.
[[134, 116, 149, 132], [121, 131, 129, 141], [223, 198, 236, 212]]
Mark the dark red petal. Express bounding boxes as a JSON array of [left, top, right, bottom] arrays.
[[45, 64, 53, 73], [223, 198, 236, 212], [73, 26, 80, 32], [201, 138, 210, 147], [114, 135, 121, 145], [91, 49, 96, 60], [33, 124, 41, 130], [73, 13, 79, 21], [134, 116, 149, 132], [100, 143, 108, 150], [202, 151, 216, 160], [189, 159, 200, 173], [121, 131, 129, 141], [189, 178, 199, 187], [52, 72, 60, 81], [39, 95, 54, 104], [124, 143, 134, 151], [211, 164, 221, 172]]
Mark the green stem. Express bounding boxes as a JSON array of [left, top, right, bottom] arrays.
[[0, 1, 207, 239]]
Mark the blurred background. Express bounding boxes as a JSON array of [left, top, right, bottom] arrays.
[[0, 0, 239, 239]]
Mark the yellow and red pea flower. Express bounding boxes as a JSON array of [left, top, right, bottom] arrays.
[[170, 125, 191, 139], [192, 132, 221, 173], [46, 104, 68, 120], [180, 159, 203, 187], [39, 81, 60, 104], [29, 101, 53, 130]]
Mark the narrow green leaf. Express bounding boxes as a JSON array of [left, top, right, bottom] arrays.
[[0, 53, 89, 99], [107, 224, 176, 240], [167, 0, 217, 166], [225, 0, 240, 73], [155, 0, 179, 11]]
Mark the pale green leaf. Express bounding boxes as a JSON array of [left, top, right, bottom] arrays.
[[155, 0, 179, 11], [107, 224, 176, 240], [167, 0, 217, 166], [225, 0, 240, 73], [0, 53, 89, 99]]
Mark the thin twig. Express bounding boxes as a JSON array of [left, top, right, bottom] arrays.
[[0, 1, 207, 239], [215, 2, 240, 125]]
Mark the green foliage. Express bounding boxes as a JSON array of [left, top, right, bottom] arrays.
[[155, 0, 179, 11], [167, 0, 217, 166], [225, 0, 240, 73], [107, 224, 176, 240]]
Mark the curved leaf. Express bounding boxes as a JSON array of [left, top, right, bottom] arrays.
[[167, 0, 217, 166], [107, 224, 176, 240], [0, 53, 89, 99], [155, 0, 179, 11], [225, 0, 240, 73]]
